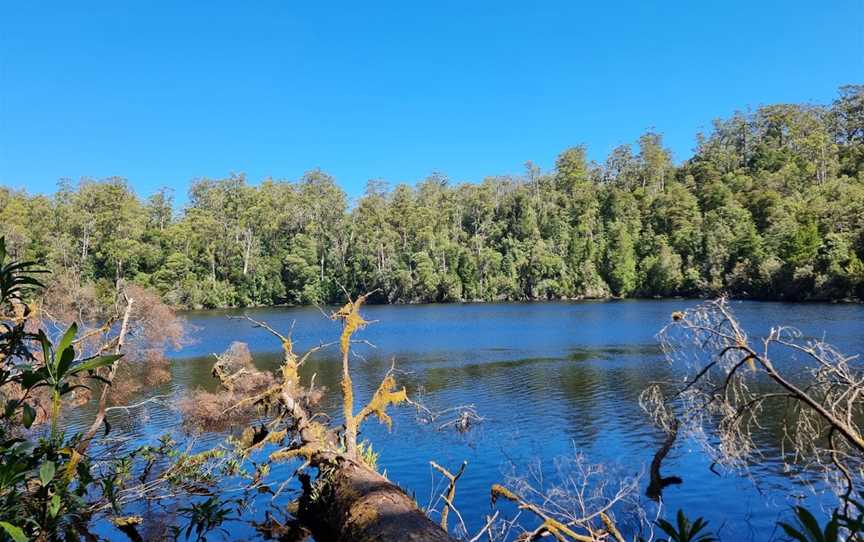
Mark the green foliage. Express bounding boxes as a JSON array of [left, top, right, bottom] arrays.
[[778, 503, 864, 542], [357, 440, 380, 471], [0, 241, 132, 539], [0, 238, 229, 540], [652, 509, 717, 542], [605, 221, 637, 296], [2, 86, 864, 306], [172, 496, 234, 542]]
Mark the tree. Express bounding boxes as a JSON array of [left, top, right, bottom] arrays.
[[605, 221, 637, 296], [6, 85, 864, 306]]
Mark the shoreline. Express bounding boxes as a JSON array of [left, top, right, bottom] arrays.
[[175, 294, 864, 313]]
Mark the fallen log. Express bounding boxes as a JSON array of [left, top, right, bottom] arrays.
[[300, 459, 456, 542]]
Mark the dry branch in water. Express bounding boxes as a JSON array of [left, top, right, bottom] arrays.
[[411, 398, 485, 433], [17, 281, 186, 426], [489, 452, 640, 542], [641, 297, 864, 506], [430, 460, 468, 532]]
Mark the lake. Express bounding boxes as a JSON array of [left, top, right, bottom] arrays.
[[80, 300, 864, 540]]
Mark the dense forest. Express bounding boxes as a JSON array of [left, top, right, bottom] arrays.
[[3, 85, 863, 308]]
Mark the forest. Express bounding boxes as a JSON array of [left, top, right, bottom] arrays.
[[2, 85, 863, 309]]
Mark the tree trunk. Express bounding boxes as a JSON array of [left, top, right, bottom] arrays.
[[242, 229, 253, 276], [301, 459, 456, 542]]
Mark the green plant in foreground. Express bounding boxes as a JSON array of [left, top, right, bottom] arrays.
[[650, 509, 717, 542], [779, 498, 864, 542], [0, 240, 123, 540], [0, 238, 225, 541], [357, 440, 379, 471]]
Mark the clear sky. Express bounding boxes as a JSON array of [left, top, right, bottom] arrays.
[[1, 1, 862, 203]]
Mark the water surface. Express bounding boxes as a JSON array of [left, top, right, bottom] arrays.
[[82, 300, 864, 540]]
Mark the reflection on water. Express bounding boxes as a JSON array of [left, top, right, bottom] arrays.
[[66, 300, 864, 540]]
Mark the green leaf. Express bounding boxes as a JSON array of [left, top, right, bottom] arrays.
[[56, 323, 77, 363], [824, 516, 838, 542], [48, 494, 61, 517], [37, 331, 53, 378], [69, 354, 122, 376], [20, 370, 43, 390], [56, 345, 76, 380], [656, 518, 676, 538], [39, 461, 55, 486], [4, 399, 17, 418], [22, 403, 35, 429], [0, 521, 28, 542], [677, 508, 688, 537], [795, 506, 825, 542], [779, 522, 810, 542]]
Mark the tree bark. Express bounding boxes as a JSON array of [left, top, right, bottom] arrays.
[[300, 459, 456, 542]]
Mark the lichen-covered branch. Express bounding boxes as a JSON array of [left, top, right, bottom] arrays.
[[330, 291, 374, 458], [193, 301, 455, 542]]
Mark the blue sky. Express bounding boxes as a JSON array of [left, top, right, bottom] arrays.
[[1, 1, 862, 203]]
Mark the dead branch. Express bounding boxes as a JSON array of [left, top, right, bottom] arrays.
[[489, 452, 642, 542], [491, 484, 595, 542], [409, 397, 485, 433], [645, 419, 682, 501], [330, 291, 374, 459], [74, 295, 134, 460], [642, 297, 864, 504], [431, 460, 468, 531], [104, 394, 172, 414]]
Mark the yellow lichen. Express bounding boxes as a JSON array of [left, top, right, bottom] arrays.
[[490, 483, 518, 504], [223, 384, 281, 415], [356, 375, 408, 431], [331, 295, 370, 355], [112, 516, 143, 527], [306, 421, 330, 443], [270, 445, 318, 463], [330, 293, 375, 459]]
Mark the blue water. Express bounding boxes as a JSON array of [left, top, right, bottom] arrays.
[[78, 300, 864, 540]]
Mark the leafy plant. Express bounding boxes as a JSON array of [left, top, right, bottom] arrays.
[[357, 440, 379, 471], [652, 509, 717, 542], [173, 496, 234, 541], [0, 237, 124, 539], [778, 501, 864, 542], [0, 238, 219, 540]]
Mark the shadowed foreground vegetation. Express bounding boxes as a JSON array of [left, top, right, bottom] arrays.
[[3, 86, 864, 308]]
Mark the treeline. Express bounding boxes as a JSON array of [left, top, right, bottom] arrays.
[[3, 86, 864, 308]]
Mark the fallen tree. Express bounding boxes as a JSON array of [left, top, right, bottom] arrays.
[[202, 294, 456, 541]]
